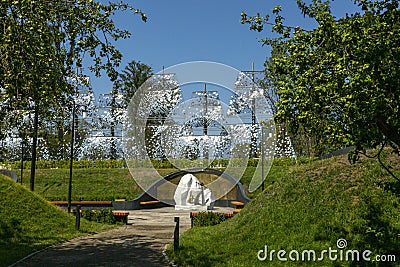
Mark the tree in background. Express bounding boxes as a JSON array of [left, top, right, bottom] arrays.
[[116, 60, 153, 107], [0, 1, 146, 190], [242, 0, 400, 178], [102, 60, 153, 159]]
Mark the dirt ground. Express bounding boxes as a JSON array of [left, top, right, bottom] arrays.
[[12, 207, 233, 267]]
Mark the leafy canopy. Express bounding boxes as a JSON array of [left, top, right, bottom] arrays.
[[0, 0, 146, 132], [242, 0, 400, 164]]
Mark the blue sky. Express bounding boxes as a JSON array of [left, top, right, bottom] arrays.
[[90, 0, 360, 95]]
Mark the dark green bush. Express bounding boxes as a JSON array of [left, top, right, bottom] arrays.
[[192, 212, 232, 227], [150, 159, 174, 169], [6, 159, 127, 169], [5, 157, 313, 170], [81, 209, 117, 224]]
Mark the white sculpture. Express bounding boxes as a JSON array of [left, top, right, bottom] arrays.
[[174, 173, 215, 210]]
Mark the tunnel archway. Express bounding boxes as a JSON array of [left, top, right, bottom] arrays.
[[112, 168, 251, 210]]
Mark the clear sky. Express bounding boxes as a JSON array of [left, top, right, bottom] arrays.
[[90, 0, 360, 96]]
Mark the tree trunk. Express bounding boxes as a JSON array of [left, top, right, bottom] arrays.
[[375, 114, 400, 148]]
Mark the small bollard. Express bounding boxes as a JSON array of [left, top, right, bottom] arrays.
[[75, 205, 81, 230], [174, 217, 179, 251]]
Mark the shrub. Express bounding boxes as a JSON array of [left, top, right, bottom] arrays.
[[81, 209, 117, 224], [5, 159, 127, 169], [192, 212, 232, 227]]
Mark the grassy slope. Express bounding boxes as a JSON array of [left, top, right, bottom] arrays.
[[168, 153, 400, 266], [0, 175, 115, 267], [16, 168, 144, 201], [15, 166, 264, 201]]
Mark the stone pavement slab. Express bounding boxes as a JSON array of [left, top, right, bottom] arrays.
[[12, 207, 233, 267]]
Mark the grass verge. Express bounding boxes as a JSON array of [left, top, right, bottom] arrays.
[[0, 175, 116, 267], [16, 168, 143, 201], [167, 153, 400, 266]]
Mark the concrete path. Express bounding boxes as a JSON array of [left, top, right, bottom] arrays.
[[13, 207, 233, 267]]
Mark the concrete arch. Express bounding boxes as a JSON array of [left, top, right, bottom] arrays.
[[113, 168, 251, 210]]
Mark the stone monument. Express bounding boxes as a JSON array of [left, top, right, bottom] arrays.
[[174, 173, 214, 210]]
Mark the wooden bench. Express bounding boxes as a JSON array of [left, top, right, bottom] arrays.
[[139, 200, 160, 205], [112, 211, 130, 224], [231, 201, 245, 213], [231, 201, 244, 209]]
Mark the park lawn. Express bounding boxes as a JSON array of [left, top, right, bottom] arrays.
[[16, 168, 144, 201], [13, 165, 281, 201], [167, 152, 400, 266], [0, 175, 116, 267]]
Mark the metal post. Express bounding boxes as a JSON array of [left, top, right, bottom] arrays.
[[75, 205, 81, 230], [203, 83, 209, 161], [203, 83, 208, 136], [68, 100, 76, 214], [250, 63, 257, 158], [174, 217, 180, 250], [20, 136, 24, 185], [261, 125, 265, 191], [30, 106, 38, 191], [201, 183, 205, 205]]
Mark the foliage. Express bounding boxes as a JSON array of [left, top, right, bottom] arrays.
[[0, 0, 146, 129], [0, 174, 115, 267], [241, 0, 400, 163], [167, 152, 400, 266], [81, 209, 118, 224], [0, 1, 147, 185], [6, 159, 127, 169], [191, 212, 232, 227], [116, 60, 153, 107]]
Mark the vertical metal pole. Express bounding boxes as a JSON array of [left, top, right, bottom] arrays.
[[174, 217, 180, 250], [30, 106, 38, 191], [68, 100, 76, 214], [75, 205, 81, 230], [201, 183, 205, 205], [20, 137, 24, 185], [203, 83, 208, 161], [250, 63, 257, 158], [261, 125, 265, 191], [203, 83, 208, 136]]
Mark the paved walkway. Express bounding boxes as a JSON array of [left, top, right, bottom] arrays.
[[13, 207, 233, 267]]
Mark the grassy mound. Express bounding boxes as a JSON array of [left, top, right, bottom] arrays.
[[167, 153, 400, 266], [0, 175, 114, 267], [16, 168, 143, 201]]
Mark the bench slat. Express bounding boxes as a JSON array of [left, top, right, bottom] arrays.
[[139, 200, 160, 205]]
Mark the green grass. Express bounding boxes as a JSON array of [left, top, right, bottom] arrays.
[[167, 153, 400, 266], [0, 175, 116, 267], [240, 164, 289, 199], [16, 168, 143, 201], [14, 165, 274, 201]]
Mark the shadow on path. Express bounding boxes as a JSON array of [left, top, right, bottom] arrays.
[[12, 207, 197, 267], [12, 207, 233, 267]]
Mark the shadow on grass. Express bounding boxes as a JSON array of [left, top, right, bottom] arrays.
[[377, 180, 400, 196], [0, 235, 66, 267], [350, 198, 400, 267]]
